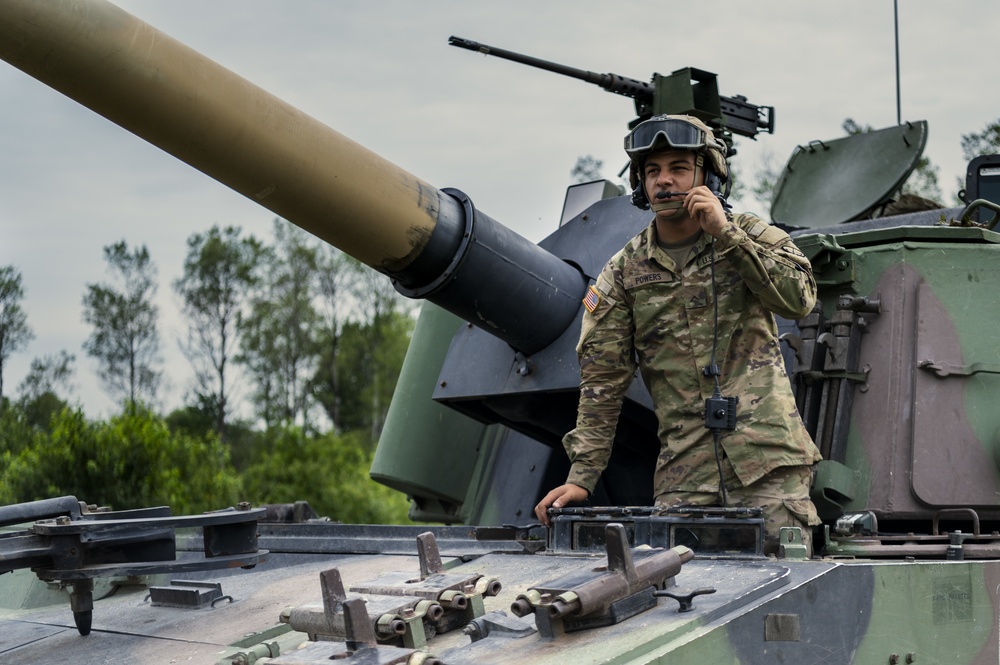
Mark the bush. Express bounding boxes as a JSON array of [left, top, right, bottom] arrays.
[[0, 403, 240, 514], [240, 427, 410, 524]]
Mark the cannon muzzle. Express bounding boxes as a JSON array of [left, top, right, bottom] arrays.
[[0, 0, 585, 353]]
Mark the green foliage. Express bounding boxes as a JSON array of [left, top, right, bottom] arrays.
[[82, 241, 162, 404], [218, 420, 260, 472], [19, 392, 70, 432], [164, 403, 217, 439], [0, 265, 34, 403], [165, 404, 259, 472], [332, 320, 376, 435], [0, 403, 240, 514], [0, 403, 409, 524], [240, 427, 410, 524], [331, 311, 413, 444], [0, 402, 41, 462], [16, 350, 76, 430]]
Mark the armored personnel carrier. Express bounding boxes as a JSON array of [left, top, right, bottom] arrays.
[[2, 2, 1000, 663]]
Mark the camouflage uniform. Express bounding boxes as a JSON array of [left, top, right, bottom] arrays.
[[563, 212, 823, 553]]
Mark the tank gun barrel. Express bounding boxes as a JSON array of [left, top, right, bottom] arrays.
[[0, 0, 585, 354]]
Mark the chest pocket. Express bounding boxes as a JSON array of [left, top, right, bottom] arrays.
[[623, 268, 678, 336], [684, 286, 709, 310], [688, 251, 741, 313]]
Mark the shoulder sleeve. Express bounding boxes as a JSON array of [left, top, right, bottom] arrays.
[[713, 213, 817, 319], [563, 259, 637, 493]]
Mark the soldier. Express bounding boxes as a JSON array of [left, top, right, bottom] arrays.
[[534, 114, 823, 555]]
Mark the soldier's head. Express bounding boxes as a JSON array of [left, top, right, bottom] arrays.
[[624, 114, 729, 212]]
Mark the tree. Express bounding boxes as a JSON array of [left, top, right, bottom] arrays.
[[309, 257, 414, 444], [731, 146, 782, 213], [309, 245, 354, 429], [333, 310, 413, 447], [349, 260, 414, 443], [570, 155, 604, 183], [174, 226, 263, 437], [0, 266, 34, 405], [82, 242, 162, 404], [961, 118, 1000, 161], [18, 350, 75, 401], [239, 220, 320, 428], [17, 350, 75, 429], [0, 398, 40, 464]]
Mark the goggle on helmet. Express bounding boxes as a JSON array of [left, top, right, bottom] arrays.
[[625, 115, 730, 206], [624, 115, 711, 156]]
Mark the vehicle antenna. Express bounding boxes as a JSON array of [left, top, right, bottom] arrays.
[[894, 0, 902, 125]]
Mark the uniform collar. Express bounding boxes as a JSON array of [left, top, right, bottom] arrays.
[[642, 220, 713, 271]]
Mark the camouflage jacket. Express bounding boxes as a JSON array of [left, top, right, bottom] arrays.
[[564, 213, 822, 497]]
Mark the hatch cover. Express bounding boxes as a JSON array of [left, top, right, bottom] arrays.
[[771, 121, 927, 228]]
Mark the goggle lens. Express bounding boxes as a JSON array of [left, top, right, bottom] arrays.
[[625, 118, 706, 155]]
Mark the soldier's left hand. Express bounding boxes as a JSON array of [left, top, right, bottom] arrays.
[[684, 185, 728, 237]]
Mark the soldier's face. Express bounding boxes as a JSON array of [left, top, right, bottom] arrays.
[[643, 150, 699, 220]]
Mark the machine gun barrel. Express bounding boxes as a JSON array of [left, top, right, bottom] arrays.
[[448, 36, 653, 102], [449, 36, 775, 140], [0, 1, 585, 354]]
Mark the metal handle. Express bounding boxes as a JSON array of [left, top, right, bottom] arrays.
[[959, 198, 1000, 230]]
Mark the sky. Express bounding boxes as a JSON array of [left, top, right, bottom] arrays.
[[2, 1, 999, 418]]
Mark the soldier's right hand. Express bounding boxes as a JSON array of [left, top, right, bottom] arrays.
[[534, 484, 589, 526]]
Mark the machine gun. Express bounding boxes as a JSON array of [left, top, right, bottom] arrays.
[[448, 36, 775, 145]]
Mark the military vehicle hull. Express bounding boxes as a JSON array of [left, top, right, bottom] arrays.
[[3, 522, 999, 664]]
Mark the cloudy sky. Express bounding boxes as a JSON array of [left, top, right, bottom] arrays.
[[2, 1, 998, 417]]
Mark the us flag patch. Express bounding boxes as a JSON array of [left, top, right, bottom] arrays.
[[583, 284, 601, 313]]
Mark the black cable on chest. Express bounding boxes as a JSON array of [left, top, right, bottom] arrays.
[[702, 236, 739, 505]]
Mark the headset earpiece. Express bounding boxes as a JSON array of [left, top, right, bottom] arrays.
[[631, 183, 650, 210], [705, 171, 722, 196]]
